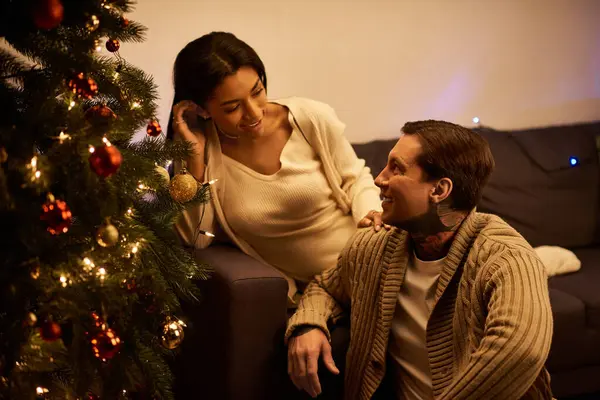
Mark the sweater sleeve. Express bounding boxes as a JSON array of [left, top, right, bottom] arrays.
[[437, 249, 553, 400], [319, 103, 382, 224], [284, 230, 361, 344]]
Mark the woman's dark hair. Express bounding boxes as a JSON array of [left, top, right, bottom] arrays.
[[166, 32, 267, 140]]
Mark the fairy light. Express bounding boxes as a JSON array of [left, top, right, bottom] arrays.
[[202, 178, 219, 187], [198, 230, 215, 238], [113, 71, 120, 80], [131, 101, 141, 110], [68, 100, 76, 111], [59, 275, 68, 287], [126, 208, 133, 215], [29, 156, 41, 181], [36, 387, 49, 395], [96, 267, 107, 282], [89, 146, 95, 153], [55, 131, 71, 144], [82, 257, 96, 273], [131, 243, 139, 254]]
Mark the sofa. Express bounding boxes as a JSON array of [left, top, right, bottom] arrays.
[[173, 121, 600, 399]]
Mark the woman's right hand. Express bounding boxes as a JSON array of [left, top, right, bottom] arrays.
[[172, 100, 207, 150]]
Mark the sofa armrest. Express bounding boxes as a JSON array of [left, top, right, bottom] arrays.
[[175, 244, 289, 400]]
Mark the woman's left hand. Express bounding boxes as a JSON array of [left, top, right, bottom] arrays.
[[358, 210, 391, 232]]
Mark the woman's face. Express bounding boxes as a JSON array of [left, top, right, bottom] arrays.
[[203, 66, 268, 138]]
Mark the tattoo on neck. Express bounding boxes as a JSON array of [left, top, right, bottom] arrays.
[[408, 201, 467, 261]]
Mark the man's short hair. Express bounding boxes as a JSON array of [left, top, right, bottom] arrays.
[[402, 120, 495, 211]]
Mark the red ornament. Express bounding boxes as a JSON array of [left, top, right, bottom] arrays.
[[39, 320, 62, 342], [85, 105, 117, 125], [91, 328, 122, 361], [146, 121, 162, 137], [68, 72, 99, 99], [41, 196, 72, 235], [33, 0, 64, 30], [121, 18, 130, 27], [89, 145, 122, 178], [105, 38, 120, 53], [86, 393, 99, 400]]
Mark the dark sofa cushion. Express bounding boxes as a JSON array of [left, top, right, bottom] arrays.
[[477, 122, 600, 248], [548, 247, 600, 329]]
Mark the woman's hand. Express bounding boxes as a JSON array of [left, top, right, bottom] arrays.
[[357, 210, 391, 232], [172, 100, 207, 149]]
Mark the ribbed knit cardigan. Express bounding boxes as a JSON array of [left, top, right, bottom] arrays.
[[286, 211, 554, 400]]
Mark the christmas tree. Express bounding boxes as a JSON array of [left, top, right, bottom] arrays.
[[0, 1, 210, 398]]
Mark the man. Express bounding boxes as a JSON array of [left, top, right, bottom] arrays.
[[286, 120, 553, 400]]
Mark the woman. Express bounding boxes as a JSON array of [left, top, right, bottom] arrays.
[[168, 32, 384, 303]]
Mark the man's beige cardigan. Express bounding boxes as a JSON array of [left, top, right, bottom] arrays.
[[287, 211, 554, 399]]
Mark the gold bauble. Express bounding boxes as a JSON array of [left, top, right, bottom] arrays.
[[96, 222, 119, 247], [161, 319, 185, 349], [169, 171, 197, 203], [155, 165, 170, 185]]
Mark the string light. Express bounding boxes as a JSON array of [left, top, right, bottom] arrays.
[[131, 101, 141, 109], [202, 178, 219, 187], [198, 230, 215, 238], [68, 100, 76, 111], [96, 267, 107, 282], [28, 156, 41, 182], [36, 387, 49, 396], [472, 116, 480, 124], [89, 146, 95, 153], [53, 131, 71, 144], [59, 274, 72, 287], [82, 257, 96, 273]]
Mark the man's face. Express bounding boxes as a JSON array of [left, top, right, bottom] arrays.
[[374, 134, 436, 228]]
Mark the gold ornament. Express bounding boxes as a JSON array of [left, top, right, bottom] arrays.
[[155, 165, 170, 185], [169, 169, 197, 203], [161, 319, 186, 349], [86, 15, 100, 32], [96, 220, 119, 247]]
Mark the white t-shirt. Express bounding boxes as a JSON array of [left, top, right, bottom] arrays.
[[388, 252, 445, 400]]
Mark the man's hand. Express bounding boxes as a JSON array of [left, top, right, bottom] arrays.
[[288, 327, 340, 398], [357, 210, 391, 232]]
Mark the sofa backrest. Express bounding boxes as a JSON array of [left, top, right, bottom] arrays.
[[476, 122, 600, 248], [352, 122, 600, 249]]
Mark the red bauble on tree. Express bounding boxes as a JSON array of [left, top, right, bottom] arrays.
[[91, 328, 122, 361], [39, 320, 62, 342], [85, 105, 117, 125], [89, 144, 122, 178], [40, 194, 72, 235], [146, 121, 162, 137], [68, 72, 99, 99], [32, 0, 64, 30], [105, 38, 120, 53]]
